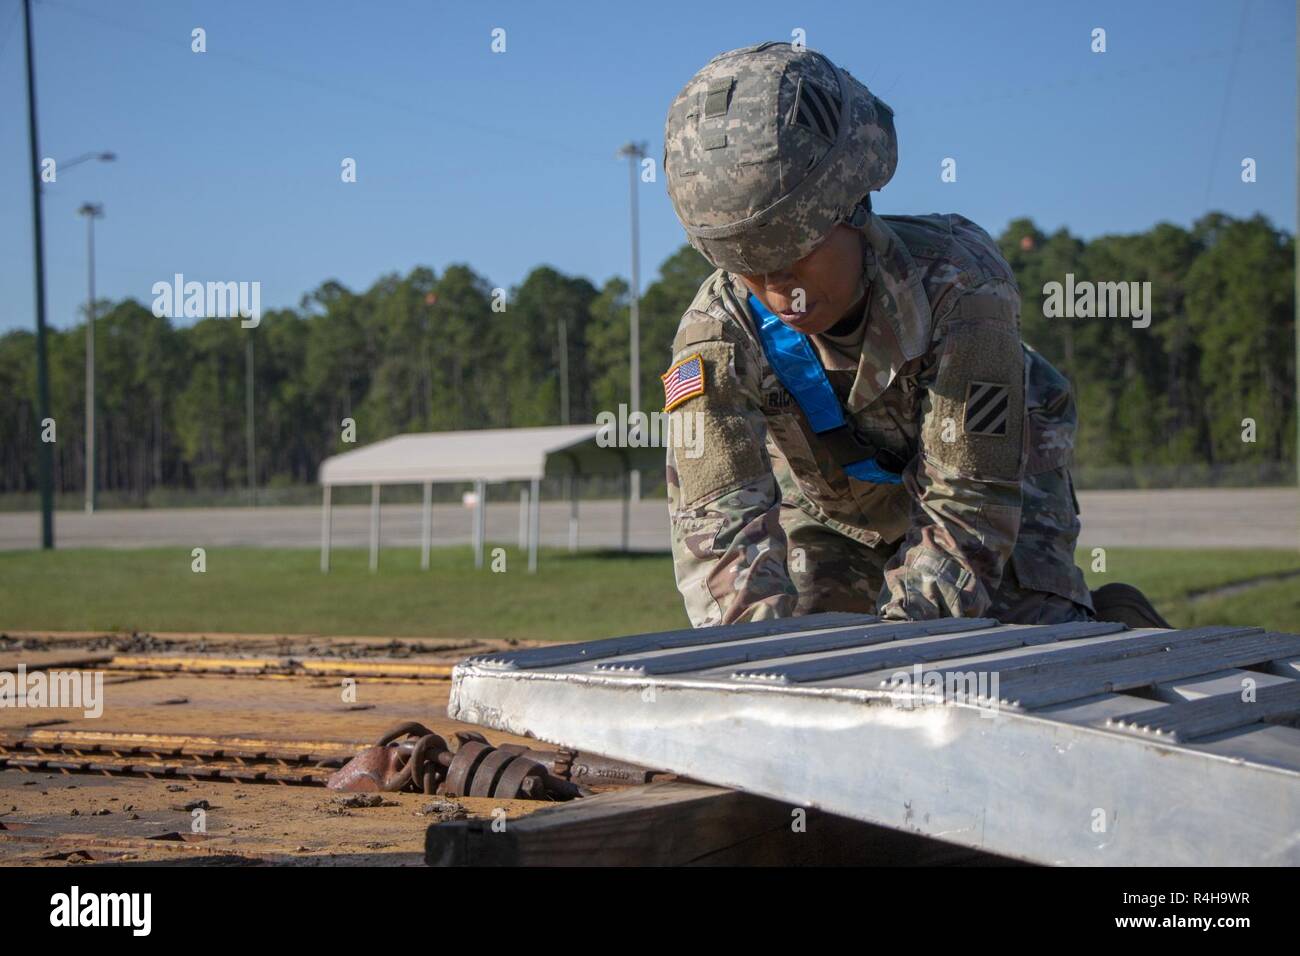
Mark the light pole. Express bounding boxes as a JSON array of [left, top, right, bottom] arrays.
[[22, 0, 53, 548], [557, 315, 569, 425], [21, 0, 114, 545], [617, 141, 647, 501], [246, 332, 256, 504], [78, 202, 104, 514]]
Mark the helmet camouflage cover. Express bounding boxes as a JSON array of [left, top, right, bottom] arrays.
[[664, 41, 898, 275]]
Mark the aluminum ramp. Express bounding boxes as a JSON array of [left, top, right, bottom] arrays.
[[448, 612, 1300, 865]]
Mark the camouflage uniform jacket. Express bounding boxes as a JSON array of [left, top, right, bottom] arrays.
[[664, 213, 1094, 626]]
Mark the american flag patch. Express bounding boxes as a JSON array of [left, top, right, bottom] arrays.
[[661, 353, 706, 411]]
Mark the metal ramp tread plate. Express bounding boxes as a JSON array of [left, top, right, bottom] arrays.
[[450, 612, 1300, 866]]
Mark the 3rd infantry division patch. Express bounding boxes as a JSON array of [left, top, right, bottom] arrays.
[[964, 381, 1010, 436]]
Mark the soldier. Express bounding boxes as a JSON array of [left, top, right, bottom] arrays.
[[660, 41, 1168, 629]]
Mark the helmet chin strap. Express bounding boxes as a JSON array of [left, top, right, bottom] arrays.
[[842, 205, 872, 317], [846, 198, 872, 230]]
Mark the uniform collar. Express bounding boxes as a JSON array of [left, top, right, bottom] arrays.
[[843, 213, 933, 411]]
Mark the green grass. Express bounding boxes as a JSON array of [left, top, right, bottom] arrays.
[[1080, 548, 1300, 631], [1179, 579, 1300, 631], [0, 547, 685, 642], [1, 546, 1298, 641]]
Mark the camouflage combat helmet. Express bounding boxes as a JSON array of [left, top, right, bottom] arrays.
[[663, 42, 897, 275]]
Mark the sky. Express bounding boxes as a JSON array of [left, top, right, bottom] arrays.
[[0, 0, 1294, 333]]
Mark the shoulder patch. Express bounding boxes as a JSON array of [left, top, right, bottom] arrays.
[[921, 316, 1025, 480], [964, 382, 1011, 436], [662, 352, 706, 411], [673, 315, 727, 352]]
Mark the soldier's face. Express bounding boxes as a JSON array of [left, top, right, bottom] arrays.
[[737, 225, 866, 335]]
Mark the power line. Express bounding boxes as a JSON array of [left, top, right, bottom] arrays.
[[925, 30, 1285, 116], [1204, 0, 1253, 205], [41, 0, 611, 164], [0, 1, 22, 62]]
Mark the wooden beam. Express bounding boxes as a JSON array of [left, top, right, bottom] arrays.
[[424, 781, 1018, 867]]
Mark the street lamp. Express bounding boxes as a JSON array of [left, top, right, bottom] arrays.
[[78, 202, 104, 514], [55, 151, 116, 179], [616, 141, 647, 502]]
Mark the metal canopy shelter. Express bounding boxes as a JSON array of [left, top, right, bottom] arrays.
[[450, 613, 1300, 865], [317, 425, 661, 573]]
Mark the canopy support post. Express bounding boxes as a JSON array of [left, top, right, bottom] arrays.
[[528, 477, 541, 573], [421, 481, 432, 571], [518, 486, 529, 550], [473, 479, 486, 569], [369, 483, 381, 572], [620, 468, 630, 553], [568, 476, 579, 553], [320, 484, 332, 573]]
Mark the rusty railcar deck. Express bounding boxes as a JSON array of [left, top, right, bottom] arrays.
[[449, 613, 1300, 865], [0, 632, 551, 865]]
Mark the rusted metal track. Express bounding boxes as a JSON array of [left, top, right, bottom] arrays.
[[0, 728, 671, 793], [0, 731, 358, 786], [327, 721, 676, 799]]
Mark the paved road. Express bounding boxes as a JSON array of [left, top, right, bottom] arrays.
[[1073, 488, 1298, 551], [0, 488, 1295, 552], [0, 499, 672, 553]]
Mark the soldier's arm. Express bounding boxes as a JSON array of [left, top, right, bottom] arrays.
[[666, 311, 798, 627], [878, 281, 1026, 620]]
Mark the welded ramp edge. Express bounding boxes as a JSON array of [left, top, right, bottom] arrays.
[[448, 618, 1300, 866]]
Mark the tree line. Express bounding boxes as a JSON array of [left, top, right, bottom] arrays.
[[0, 211, 1292, 500]]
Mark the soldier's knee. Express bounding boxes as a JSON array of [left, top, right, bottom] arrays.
[[993, 591, 1094, 625]]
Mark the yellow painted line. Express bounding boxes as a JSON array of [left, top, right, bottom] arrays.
[[298, 660, 455, 677], [101, 656, 455, 679], [107, 655, 283, 670]]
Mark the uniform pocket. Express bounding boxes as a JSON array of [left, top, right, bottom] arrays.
[[1024, 345, 1077, 475], [1010, 465, 1092, 606], [1010, 549, 1089, 604], [766, 412, 843, 503]]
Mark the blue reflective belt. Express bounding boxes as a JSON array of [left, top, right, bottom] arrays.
[[842, 456, 904, 485], [748, 293, 902, 485]]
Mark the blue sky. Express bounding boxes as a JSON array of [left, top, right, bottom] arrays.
[[0, 0, 1294, 333]]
